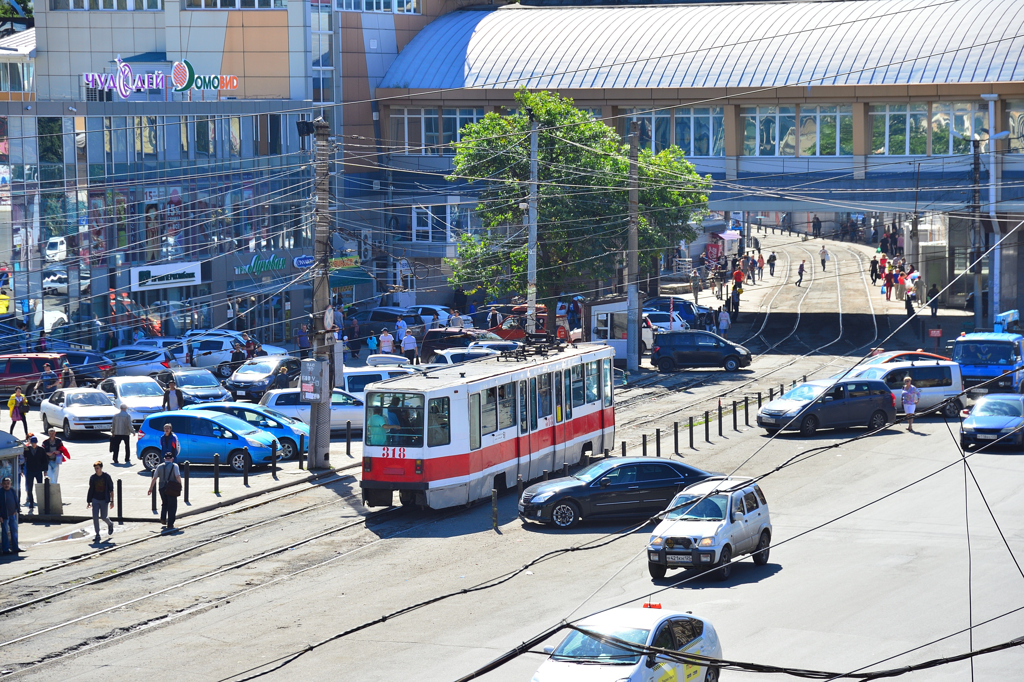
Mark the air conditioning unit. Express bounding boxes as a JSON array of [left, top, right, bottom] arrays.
[[360, 230, 373, 261]]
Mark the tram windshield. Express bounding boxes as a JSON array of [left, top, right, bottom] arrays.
[[365, 392, 425, 448]]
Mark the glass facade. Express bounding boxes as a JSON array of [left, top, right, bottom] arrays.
[[1009, 100, 1024, 154], [52, 0, 163, 8], [798, 105, 853, 156], [389, 108, 483, 155], [183, 0, 284, 8], [930, 101, 989, 154], [741, 106, 796, 157], [623, 107, 724, 156], [0, 62, 33, 93], [311, 1, 334, 106], [870, 103, 928, 155], [338, 0, 418, 12]]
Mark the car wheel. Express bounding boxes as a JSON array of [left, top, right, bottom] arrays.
[[550, 500, 580, 529], [279, 438, 297, 460], [799, 415, 818, 437], [723, 356, 740, 372], [217, 363, 233, 379], [41, 414, 50, 432], [649, 561, 667, 579], [28, 383, 43, 406], [943, 400, 961, 419], [62, 419, 73, 440], [658, 358, 676, 373], [715, 545, 733, 581], [868, 410, 888, 431], [705, 667, 720, 682], [752, 531, 771, 566], [229, 450, 249, 473], [141, 448, 162, 471]]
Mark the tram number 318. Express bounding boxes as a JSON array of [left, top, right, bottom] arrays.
[[381, 447, 406, 459]]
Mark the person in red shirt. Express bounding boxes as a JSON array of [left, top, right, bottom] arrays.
[[732, 268, 745, 286]]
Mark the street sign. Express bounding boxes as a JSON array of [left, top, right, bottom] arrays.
[[299, 357, 330, 403], [928, 328, 943, 338]]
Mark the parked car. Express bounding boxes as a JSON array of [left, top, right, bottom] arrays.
[[40, 387, 120, 439], [756, 378, 895, 436], [858, 349, 950, 365], [133, 337, 186, 360], [258, 388, 364, 433], [106, 345, 180, 377], [643, 310, 689, 332], [518, 457, 713, 528], [136, 410, 280, 472], [533, 607, 722, 682], [431, 348, 500, 365], [403, 304, 452, 326], [44, 236, 67, 262], [847, 360, 963, 418], [185, 336, 289, 378], [184, 402, 309, 459], [224, 355, 302, 401], [647, 476, 772, 580], [338, 366, 416, 400], [63, 350, 116, 388], [153, 367, 232, 405], [348, 307, 426, 339], [420, 327, 505, 363], [0, 352, 69, 405], [467, 340, 523, 353], [98, 376, 166, 427], [959, 394, 1024, 450], [643, 296, 711, 324], [651, 331, 751, 373]]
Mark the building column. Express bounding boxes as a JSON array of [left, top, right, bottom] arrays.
[[851, 102, 869, 180], [723, 104, 741, 181]]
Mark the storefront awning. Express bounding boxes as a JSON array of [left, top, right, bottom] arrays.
[[713, 230, 741, 241], [329, 266, 375, 288]]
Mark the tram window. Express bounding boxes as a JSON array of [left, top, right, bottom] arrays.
[[428, 397, 450, 446], [563, 369, 572, 420], [586, 361, 599, 403], [365, 392, 424, 448], [537, 373, 552, 418], [519, 380, 528, 433], [571, 365, 585, 407], [481, 387, 498, 435], [554, 371, 564, 423], [530, 378, 538, 431], [603, 358, 613, 407], [469, 393, 481, 450], [498, 382, 516, 430]]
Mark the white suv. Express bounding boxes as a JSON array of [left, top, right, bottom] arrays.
[[647, 476, 772, 581]]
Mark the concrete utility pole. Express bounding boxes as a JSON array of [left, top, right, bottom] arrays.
[[981, 93, 1008, 322], [972, 138, 983, 330], [626, 122, 640, 373], [308, 117, 332, 469], [527, 116, 539, 334]]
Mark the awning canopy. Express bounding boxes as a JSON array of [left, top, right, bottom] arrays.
[[713, 230, 741, 241], [329, 266, 375, 288]]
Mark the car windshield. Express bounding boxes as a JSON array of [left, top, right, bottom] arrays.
[[68, 393, 113, 407], [550, 626, 649, 665], [573, 459, 620, 483], [238, 362, 275, 375], [211, 413, 259, 435], [175, 372, 220, 388], [973, 400, 1024, 417], [119, 381, 163, 397], [261, 407, 298, 424], [665, 493, 729, 521], [475, 331, 503, 342], [781, 384, 826, 402], [855, 368, 885, 380], [365, 392, 424, 448], [953, 341, 1018, 366]]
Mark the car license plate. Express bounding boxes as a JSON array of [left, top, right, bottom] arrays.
[[973, 388, 989, 394], [978, 434, 997, 440], [666, 554, 692, 565], [761, 417, 775, 424]]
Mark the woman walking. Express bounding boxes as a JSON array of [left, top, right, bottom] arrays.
[[884, 268, 895, 301], [8, 387, 28, 438], [902, 376, 921, 432]]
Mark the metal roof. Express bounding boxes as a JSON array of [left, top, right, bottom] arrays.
[[379, 0, 1024, 91], [0, 27, 33, 59]]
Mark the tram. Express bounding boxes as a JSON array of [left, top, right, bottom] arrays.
[[360, 344, 616, 509]]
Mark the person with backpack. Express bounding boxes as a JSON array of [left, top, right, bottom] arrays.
[[148, 452, 182, 530], [86, 461, 115, 543], [767, 251, 777, 277], [8, 386, 28, 438]]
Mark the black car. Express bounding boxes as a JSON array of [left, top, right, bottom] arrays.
[[651, 331, 752, 373], [153, 367, 232, 405], [63, 350, 116, 387], [518, 457, 714, 528], [223, 355, 301, 401], [756, 379, 896, 436], [420, 327, 504, 363]]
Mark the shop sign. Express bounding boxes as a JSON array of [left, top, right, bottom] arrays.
[[235, 253, 286, 276], [329, 256, 361, 269], [131, 262, 202, 292], [293, 254, 315, 269], [171, 59, 239, 93], [82, 58, 238, 101]]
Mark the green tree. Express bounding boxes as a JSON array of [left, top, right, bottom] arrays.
[[445, 89, 709, 303]]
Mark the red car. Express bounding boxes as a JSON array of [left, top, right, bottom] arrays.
[[860, 349, 950, 366], [487, 304, 570, 341]]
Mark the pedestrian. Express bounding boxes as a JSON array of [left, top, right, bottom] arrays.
[[745, 255, 755, 284], [449, 310, 464, 329], [717, 307, 731, 338], [928, 284, 940, 317], [296, 324, 311, 359], [689, 268, 702, 306], [879, 253, 888, 272], [86, 461, 115, 543], [148, 452, 182, 531], [160, 422, 181, 462], [0, 476, 19, 554], [897, 233, 905, 256], [487, 307, 502, 329], [716, 266, 727, 299], [796, 260, 806, 286], [884, 269, 894, 301], [272, 366, 290, 391], [401, 329, 418, 364], [162, 379, 185, 411], [110, 404, 135, 465], [902, 376, 921, 432], [61, 358, 77, 389], [767, 251, 777, 277], [870, 256, 879, 285], [905, 292, 915, 318], [379, 328, 395, 355], [8, 386, 28, 438], [366, 334, 378, 354], [429, 312, 442, 330], [395, 315, 408, 340], [812, 214, 822, 238], [42, 428, 66, 484], [15, 321, 28, 353], [732, 265, 744, 289], [731, 285, 741, 322], [896, 272, 906, 301], [185, 339, 196, 367], [23, 436, 44, 510], [819, 246, 830, 272], [40, 363, 59, 397], [757, 253, 765, 280], [34, 330, 48, 352], [242, 333, 256, 359]]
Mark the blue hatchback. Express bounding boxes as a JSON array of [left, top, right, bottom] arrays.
[[137, 410, 279, 473], [183, 402, 309, 460]]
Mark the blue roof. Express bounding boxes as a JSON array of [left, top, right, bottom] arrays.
[[380, 0, 1024, 90], [957, 333, 1024, 342], [120, 52, 168, 64]]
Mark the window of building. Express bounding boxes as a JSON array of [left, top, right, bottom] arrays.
[[0, 62, 32, 92], [442, 108, 484, 154], [672, 107, 724, 157], [870, 103, 927, 155], [798, 105, 853, 156], [388, 108, 440, 155], [931, 101, 989, 155], [1009, 100, 1024, 154], [623, 108, 671, 153], [338, 0, 417, 13], [741, 106, 796, 156], [411, 205, 451, 243], [311, 4, 333, 105], [184, 0, 282, 8], [61, 0, 163, 8]]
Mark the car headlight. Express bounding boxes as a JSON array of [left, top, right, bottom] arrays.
[[530, 491, 555, 505], [245, 437, 262, 448], [649, 536, 665, 548], [698, 537, 715, 547], [1001, 427, 1016, 434]]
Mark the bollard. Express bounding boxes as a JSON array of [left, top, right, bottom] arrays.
[[792, 380, 796, 390], [621, 441, 626, 457], [803, 375, 807, 383], [582, 453, 590, 467], [150, 480, 157, 513], [271, 441, 279, 481], [116, 479, 123, 524], [769, 387, 775, 401], [674, 422, 679, 455], [705, 411, 710, 442], [346, 421, 352, 458], [517, 474, 523, 501], [718, 403, 723, 437], [758, 391, 762, 408], [44, 477, 51, 516], [299, 449, 305, 470], [733, 401, 738, 431], [780, 383, 784, 397], [491, 488, 498, 532], [642, 434, 647, 456], [656, 429, 661, 457], [243, 449, 250, 487], [603, 448, 609, 459], [689, 416, 694, 449], [562, 462, 569, 477], [213, 453, 220, 495], [542, 469, 549, 481], [745, 397, 750, 426], [182, 461, 190, 504]]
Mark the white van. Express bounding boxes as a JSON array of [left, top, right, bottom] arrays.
[[848, 360, 963, 417], [338, 366, 415, 399], [45, 236, 67, 262], [585, 299, 655, 357]]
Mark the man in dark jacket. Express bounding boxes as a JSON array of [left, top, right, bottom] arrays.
[[230, 343, 246, 372], [162, 380, 185, 411], [23, 436, 46, 510], [273, 367, 291, 390], [86, 461, 114, 543], [160, 423, 181, 462], [1, 476, 19, 554]]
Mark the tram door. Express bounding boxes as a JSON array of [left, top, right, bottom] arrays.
[[553, 371, 567, 470], [517, 380, 530, 481]]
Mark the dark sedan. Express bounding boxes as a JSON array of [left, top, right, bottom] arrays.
[[153, 367, 232, 405], [960, 394, 1024, 450], [64, 350, 116, 387], [518, 457, 714, 528]]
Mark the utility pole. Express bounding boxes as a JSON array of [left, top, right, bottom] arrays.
[[308, 117, 332, 469], [972, 138, 982, 330], [527, 116, 539, 334], [626, 122, 640, 373]]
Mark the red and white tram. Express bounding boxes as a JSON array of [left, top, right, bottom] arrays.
[[360, 344, 616, 509]]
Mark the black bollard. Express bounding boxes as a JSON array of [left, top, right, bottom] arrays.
[[562, 462, 569, 477], [116, 479, 123, 524], [542, 469, 549, 481], [517, 474, 523, 501], [603, 448, 609, 459], [182, 461, 190, 504], [780, 383, 785, 397], [757, 391, 762, 408], [674, 422, 679, 455], [745, 397, 750, 426], [299, 448, 305, 470], [689, 416, 694, 449], [346, 421, 352, 458], [718, 403, 723, 437], [769, 387, 775, 401], [213, 453, 220, 495], [243, 449, 251, 487], [705, 411, 710, 442], [642, 434, 647, 456], [491, 489, 498, 532], [621, 441, 626, 457], [656, 429, 661, 457], [803, 375, 807, 383], [44, 477, 51, 516], [582, 453, 590, 467], [271, 442, 278, 481]]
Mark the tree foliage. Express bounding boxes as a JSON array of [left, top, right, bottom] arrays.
[[445, 89, 709, 302]]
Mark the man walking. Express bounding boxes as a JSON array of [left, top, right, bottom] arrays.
[[767, 251, 777, 277], [86, 461, 115, 543], [689, 268, 701, 306], [731, 285, 741, 322], [870, 256, 879, 286], [812, 214, 822, 238], [819, 246, 830, 272], [40, 363, 59, 397], [928, 284, 940, 317], [379, 328, 395, 355], [401, 329, 418, 364], [902, 376, 921, 432], [162, 379, 185, 412], [757, 253, 765, 281], [23, 436, 45, 510], [0, 477, 19, 554], [449, 310, 464, 328], [296, 324, 311, 359], [110, 404, 135, 465], [160, 423, 181, 462], [796, 260, 806, 286], [394, 315, 408, 341], [148, 453, 182, 530], [42, 428, 65, 484]]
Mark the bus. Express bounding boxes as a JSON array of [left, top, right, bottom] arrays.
[[360, 344, 616, 510]]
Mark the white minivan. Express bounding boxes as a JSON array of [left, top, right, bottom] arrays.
[[848, 359, 963, 418]]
